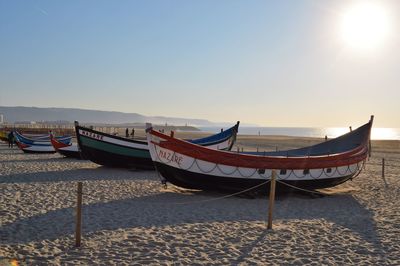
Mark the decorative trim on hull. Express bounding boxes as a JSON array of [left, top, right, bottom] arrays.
[[154, 162, 355, 193]]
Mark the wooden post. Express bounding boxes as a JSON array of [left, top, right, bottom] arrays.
[[267, 170, 277, 230], [382, 158, 388, 187], [75, 182, 83, 247]]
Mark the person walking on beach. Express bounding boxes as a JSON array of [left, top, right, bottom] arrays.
[[125, 128, 129, 138], [7, 131, 14, 148], [131, 128, 135, 138]]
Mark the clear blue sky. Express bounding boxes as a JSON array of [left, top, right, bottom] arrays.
[[0, 0, 399, 127]]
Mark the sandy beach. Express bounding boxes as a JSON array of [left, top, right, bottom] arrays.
[[1, 136, 399, 265]]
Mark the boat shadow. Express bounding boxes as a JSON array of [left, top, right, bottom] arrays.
[[0, 157, 77, 164], [1, 188, 383, 253], [0, 167, 158, 184]]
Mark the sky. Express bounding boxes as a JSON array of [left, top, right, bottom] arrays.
[[0, 0, 399, 127]]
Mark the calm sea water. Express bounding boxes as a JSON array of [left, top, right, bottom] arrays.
[[199, 127, 400, 140]]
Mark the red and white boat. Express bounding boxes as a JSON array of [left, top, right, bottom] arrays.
[[50, 133, 81, 159], [146, 116, 374, 193]]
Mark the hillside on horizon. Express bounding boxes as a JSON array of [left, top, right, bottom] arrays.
[[0, 106, 238, 127]]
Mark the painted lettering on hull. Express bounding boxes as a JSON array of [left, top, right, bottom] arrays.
[[158, 149, 183, 165], [80, 130, 104, 141]]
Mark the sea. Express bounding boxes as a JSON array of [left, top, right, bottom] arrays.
[[199, 127, 400, 140]]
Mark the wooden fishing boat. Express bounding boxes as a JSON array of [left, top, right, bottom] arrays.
[[75, 121, 239, 169], [50, 134, 81, 159], [145, 116, 374, 193], [13, 131, 72, 146], [15, 142, 56, 153], [0, 130, 9, 142], [14, 132, 72, 154], [0, 131, 48, 143]]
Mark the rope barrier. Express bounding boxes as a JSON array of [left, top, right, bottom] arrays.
[[74, 161, 389, 211], [275, 180, 329, 196], [70, 159, 391, 235], [366, 157, 399, 164], [362, 171, 392, 188], [79, 180, 273, 206], [366, 162, 398, 168], [77, 165, 382, 204], [371, 157, 400, 162], [167, 179, 272, 205]]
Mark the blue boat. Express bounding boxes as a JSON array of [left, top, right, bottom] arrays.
[[14, 131, 72, 154]]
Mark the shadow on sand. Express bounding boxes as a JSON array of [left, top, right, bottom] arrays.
[[0, 167, 157, 184], [0, 142, 386, 258], [0, 157, 76, 164], [1, 187, 382, 252]]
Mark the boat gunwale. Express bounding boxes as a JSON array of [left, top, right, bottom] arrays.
[[147, 119, 372, 170]]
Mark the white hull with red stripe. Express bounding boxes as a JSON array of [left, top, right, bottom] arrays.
[[145, 117, 373, 192]]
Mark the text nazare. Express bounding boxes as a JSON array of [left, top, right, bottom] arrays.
[[158, 149, 183, 164], [81, 130, 104, 140]]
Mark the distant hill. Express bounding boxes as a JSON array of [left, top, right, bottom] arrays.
[[0, 106, 233, 127]]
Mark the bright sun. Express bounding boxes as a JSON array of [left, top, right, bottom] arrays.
[[340, 2, 391, 52]]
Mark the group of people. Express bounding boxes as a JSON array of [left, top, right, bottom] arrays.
[[125, 128, 135, 138]]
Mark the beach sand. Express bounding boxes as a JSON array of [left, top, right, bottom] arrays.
[[0, 136, 399, 265]]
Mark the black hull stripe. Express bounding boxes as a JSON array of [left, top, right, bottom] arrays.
[[80, 145, 154, 169], [154, 162, 355, 193], [22, 149, 56, 154]]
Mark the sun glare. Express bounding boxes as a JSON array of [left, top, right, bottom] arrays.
[[340, 2, 391, 52]]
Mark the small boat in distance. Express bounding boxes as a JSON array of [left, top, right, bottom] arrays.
[[146, 116, 374, 193], [75, 121, 239, 169], [50, 133, 81, 159], [0, 130, 9, 142], [13, 131, 72, 146], [14, 132, 72, 154]]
